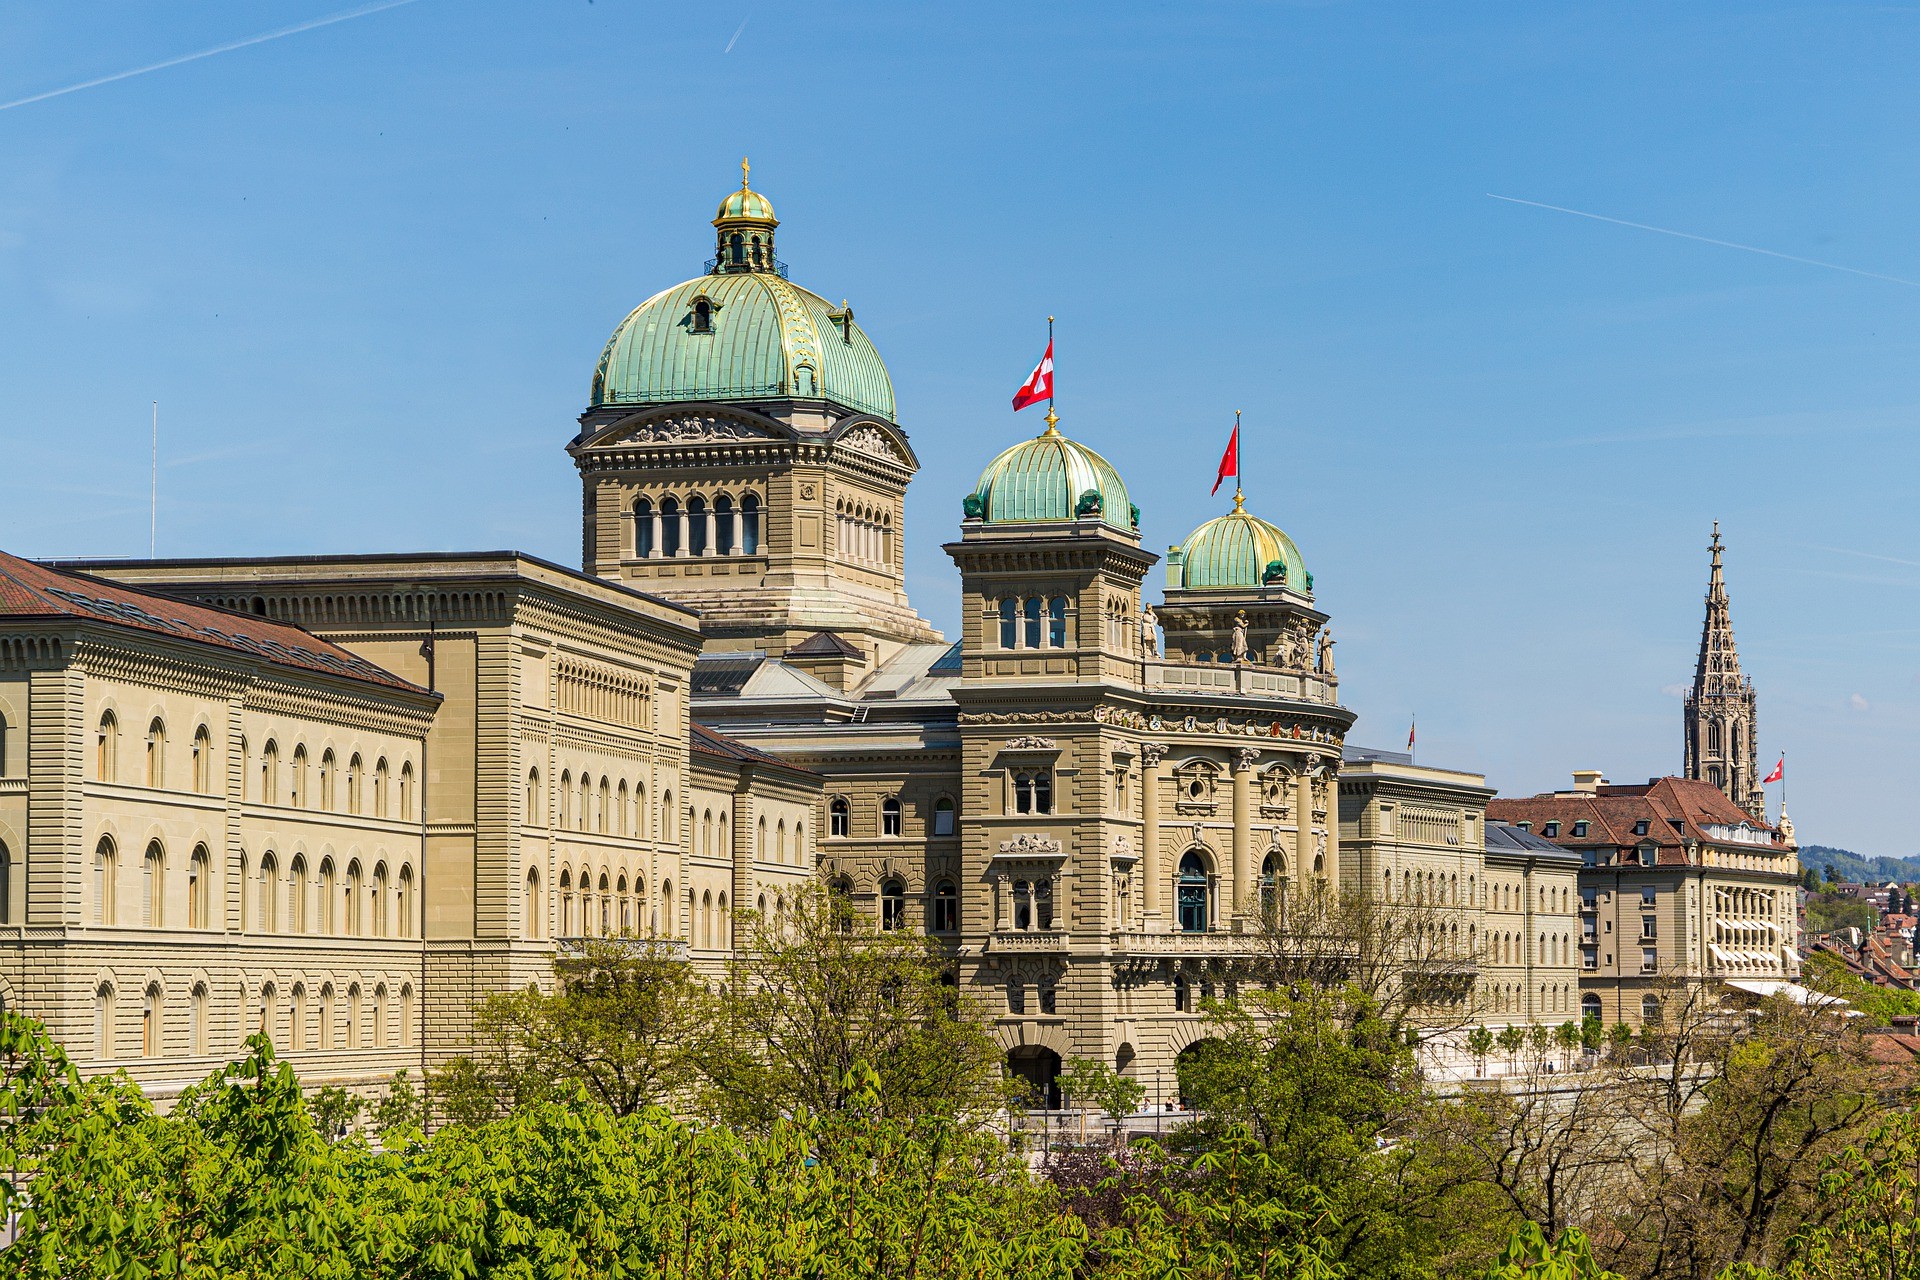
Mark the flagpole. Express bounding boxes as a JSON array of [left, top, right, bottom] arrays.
[[1044, 315, 1057, 435], [1233, 409, 1243, 510]]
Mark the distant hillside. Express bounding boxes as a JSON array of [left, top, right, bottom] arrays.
[[1801, 844, 1920, 885]]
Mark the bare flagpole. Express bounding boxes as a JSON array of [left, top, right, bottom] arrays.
[[150, 401, 158, 557]]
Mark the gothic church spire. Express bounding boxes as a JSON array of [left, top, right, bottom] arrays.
[[1684, 522, 1764, 818]]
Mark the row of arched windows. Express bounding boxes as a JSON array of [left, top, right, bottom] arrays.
[[632, 493, 763, 559], [533, 769, 671, 842], [835, 500, 892, 568], [1484, 983, 1578, 1016], [828, 875, 960, 933], [92, 977, 414, 1061], [995, 597, 1069, 649], [90, 837, 415, 937], [755, 813, 809, 863], [1487, 930, 1575, 967], [554, 868, 675, 940], [1382, 868, 1575, 916]]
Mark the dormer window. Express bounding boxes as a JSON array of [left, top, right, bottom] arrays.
[[1572, 820, 1589, 837], [1543, 821, 1560, 838], [1633, 820, 1650, 836], [690, 297, 713, 334], [828, 303, 854, 344]]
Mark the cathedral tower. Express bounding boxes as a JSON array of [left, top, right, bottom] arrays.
[[1683, 523, 1763, 819], [569, 163, 940, 674]]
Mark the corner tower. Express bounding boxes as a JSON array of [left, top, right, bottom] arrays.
[[569, 162, 941, 672], [1684, 523, 1763, 819]]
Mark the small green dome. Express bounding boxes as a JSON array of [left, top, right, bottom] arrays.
[[1175, 498, 1310, 592], [967, 426, 1137, 530], [591, 272, 895, 419]]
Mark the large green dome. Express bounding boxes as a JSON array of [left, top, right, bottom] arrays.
[[1174, 498, 1310, 592], [967, 426, 1137, 531], [590, 271, 896, 420]]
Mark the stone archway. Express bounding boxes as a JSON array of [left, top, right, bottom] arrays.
[[1007, 1045, 1063, 1109]]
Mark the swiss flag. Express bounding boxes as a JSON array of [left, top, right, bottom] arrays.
[[1012, 340, 1054, 411], [1763, 757, 1784, 784], [1211, 420, 1240, 496]]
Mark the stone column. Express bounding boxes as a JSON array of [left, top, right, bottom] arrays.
[[702, 508, 717, 557], [648, 510, 663, 557], [993, 873, 1008, 932], [1322, 766, 1340, 892], [727, 515, 742, 556], [1140, 744, 1167, 923], [1231, 747, 1257, 923], [1295, 765, 1315, 887], [674, 509, 690, 557]]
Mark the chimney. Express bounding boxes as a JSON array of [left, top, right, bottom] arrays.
[[1571, 770, 1605, 794]]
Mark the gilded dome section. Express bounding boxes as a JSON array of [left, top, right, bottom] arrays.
[[968, 429, 1137, 530], [590, 272, 896, 420], [1177, 503, 1309, 591], [716, 187, 776, 222]]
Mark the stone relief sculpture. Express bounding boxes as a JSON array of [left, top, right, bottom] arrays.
[[838, 423, 903, 462], [618, 413, 775, 444]]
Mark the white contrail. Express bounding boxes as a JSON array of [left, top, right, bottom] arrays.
[[0, 0, 422, 113], [1488, 193, 1920, 289], [724, 15, 751, 53]]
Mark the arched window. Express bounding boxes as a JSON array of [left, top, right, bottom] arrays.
[[259, 982, 278, 1045], [290, 746, 308, 808], [318, 984, 335, 1049], [829, 797, 851, 838], [397, 865, 414, 938], [741, 493, 761, 554], [374, 983, 389, 1047], [262, 740, 279, 802], [317, 858, 336, 933], [142, 983, 162, 1057], [998, 598, 1017, 648], [1641, 995, 1663, 1027], [146, 717, 166, 788], [399, 762, 414, 819], [290, 856, 309, 932], [662, 790, 675, 843], [96, 711, 118, 781], [187, 846, 211, 929], [688, 496, 709, 556], [634, 498, 655, 558], [660, 878, 674, 937], [776, 818, 788, 862], [715, 494, 736, 554], [0, 843, 12, 926], [190, 983, 209, 1057], [1173, 974, 1190, 1012], [143, 842, 166, 928], [1048, 597, 1067, 648], [526, 867, 542, 940], [526, 768, 541, 826], [932, 795, 956, 837], [559, 870, 574, 935], [729, 231, 745, 265], [1708, 719, 1723, 754], [599, 779, 611, 834], [880, 878, 906, 931], [1581, 992, 1603, 1025], [259, 853, 279, 933], [691, 297, 713, 334], [400, 984, 414, 1047], [660, 497, 683, 556], [192, 725, 213, 793], [345, 860, 364, 935], [931, 880, 958, 932], [374, 758, 389, 815], [828, 875, 855, 933], [346, 983, 361, 1049], [291, 983, 308, 1049], [881, 796, 902, 837], [95, 982, 115, 1059], [372, 867, 391, 936], [616, 781, 628, 835], [1023, 598, 1042, 648], [1178, 851, 1210, 933], [346, 754, 362, 815], [1260, 850, 1284, 920]]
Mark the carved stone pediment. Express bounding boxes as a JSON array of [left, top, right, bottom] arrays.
[[997, 833, 1064, 859], [606, 412, 782, 446], [1004, 735, 1058, 751], [837, 423, 904, 463]]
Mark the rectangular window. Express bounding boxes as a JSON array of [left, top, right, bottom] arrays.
[[1634, 820, 1650, 836], [1582, 947, 1598, 970], [1640, 886, 1657, 907], [1023, 598, 1042, 649], [1572, 821, 1590, 837], [1641, 947, 1658, 972], [1580, 887, 1598, 910], [1641, 916, 1656, 939]]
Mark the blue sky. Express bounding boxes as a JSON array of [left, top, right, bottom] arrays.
[[1, 2, 1915, 853]]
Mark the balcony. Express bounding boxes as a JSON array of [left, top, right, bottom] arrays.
[[703, 257, 790, 279], [987, 929, 1072, 954], [1142, 660, 1339, 706], [1107, 930, 1268, 957], [555, 936, 690, 963]]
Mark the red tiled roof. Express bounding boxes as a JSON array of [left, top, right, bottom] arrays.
[[690, 721, 817, 775], [1487, 776, 1784, 866], [0, 552, 424, 695]]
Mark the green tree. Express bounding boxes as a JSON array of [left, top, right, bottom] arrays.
[[434, 934, 713, 1124], [308, 1083, 364, 1142], [371, 1069, 426, 1144], [704, 885, 1007, 1131], [1469, 1026, 1496, 1075], [1484, 1223, 1623, 1279], [1061, 1056, 1146, 1124], [1553, 1021, 1582, 1069], [1580, 1015, 1604, 1053], [1497, 1024, 1528, 1070]]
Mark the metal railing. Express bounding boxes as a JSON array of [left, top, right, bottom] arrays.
[[703, 258, 790, 279]]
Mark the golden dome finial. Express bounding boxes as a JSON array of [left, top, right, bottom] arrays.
[[741, 156, 751, 190], [1042, 407, 1061, 437]]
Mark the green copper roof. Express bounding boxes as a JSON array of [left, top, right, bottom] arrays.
[[591, 272, 896, 420], [1175, 500, 1309, 592], [716, 187, 776, 222], [968, 427, 1136, 530]]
